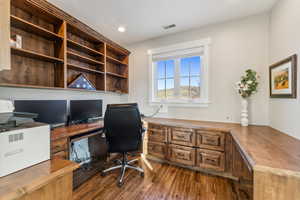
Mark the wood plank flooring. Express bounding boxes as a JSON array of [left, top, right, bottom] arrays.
[[73, 157, 235, 200]]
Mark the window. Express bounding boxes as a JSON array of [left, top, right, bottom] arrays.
[[156, 60, 175, 98], [148, 39, 210, 106], [179, 56, 201, 99]]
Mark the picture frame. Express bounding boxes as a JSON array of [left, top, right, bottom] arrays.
[[269, 54, 297, 98]]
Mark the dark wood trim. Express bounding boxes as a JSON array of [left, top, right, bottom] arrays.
[[269, 54, 297, 98]]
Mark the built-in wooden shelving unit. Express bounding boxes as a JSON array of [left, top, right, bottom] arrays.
[[0, 0, 130, 94]]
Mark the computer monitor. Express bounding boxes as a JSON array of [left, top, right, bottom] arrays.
[[14, 100, 67, 127], [70, 100, 102, 124]]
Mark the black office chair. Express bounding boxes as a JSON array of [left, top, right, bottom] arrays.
[[101, 103, 145, 187]]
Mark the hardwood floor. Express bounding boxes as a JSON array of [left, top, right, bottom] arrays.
[[73, 157, 235, 200]]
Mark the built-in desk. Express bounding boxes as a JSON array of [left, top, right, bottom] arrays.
[[0, 159, 79, 200], [50, 122, 104, 160], [144, 117, 300, 200], [50, 121, 105, 188]]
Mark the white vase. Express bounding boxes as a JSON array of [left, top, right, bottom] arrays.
[[241, 98, 249, 127]]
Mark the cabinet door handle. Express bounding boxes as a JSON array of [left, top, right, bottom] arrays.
[[205, 158, 217, 164], [177, 152, 185, 157], [206, 139, 217, 144]]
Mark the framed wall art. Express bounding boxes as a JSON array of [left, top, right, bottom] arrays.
[[269, 54, 297, 98]]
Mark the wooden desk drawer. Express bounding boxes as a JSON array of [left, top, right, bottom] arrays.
[[196, 149, 225, 172], [51, 138, 68, 153], [169, 128, 195, 147], [148, 124, 167, 143], [196, 131, 225, 151], [169, 144, 195, 166], [51, 150, 68, 160], [148, 141, 168, 159]]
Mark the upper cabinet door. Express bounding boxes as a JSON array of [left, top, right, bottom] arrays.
[[0, 0, 10, 71]]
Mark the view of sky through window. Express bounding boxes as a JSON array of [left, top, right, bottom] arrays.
[[180, 56, 201, 98], [155, 56, 201, 99]]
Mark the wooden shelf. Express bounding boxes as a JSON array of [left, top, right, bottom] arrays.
[[107, 44, 127, 56], [11, 15, 64, 40], [67, 63, 104, 74], [11, 0, 63, 25], [11, 47, 64, 63], [106, 55, 127, 66], [67, 39, 104, 56], [0, 83, 107, 93], [67, 24, 102, 44], [106, 72, 128, 79], [67, 51, 104, 66], [67, 88, 104, 93]]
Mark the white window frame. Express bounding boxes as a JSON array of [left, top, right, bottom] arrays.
[[148, 38, 211, 107]]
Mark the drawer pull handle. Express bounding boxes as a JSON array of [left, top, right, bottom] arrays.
[[177, 152, 185, 157], [206, 139, 217, 144], [176, 135, 186, 139], [205, 158, 217, 164]]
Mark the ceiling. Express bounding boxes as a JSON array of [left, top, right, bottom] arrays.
[[48, 0, 278, 46]]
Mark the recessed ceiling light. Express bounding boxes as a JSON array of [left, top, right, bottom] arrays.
[[118, 26, 126, 33]]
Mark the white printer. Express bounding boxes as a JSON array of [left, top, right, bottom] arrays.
[[0, 100, 50, 177]]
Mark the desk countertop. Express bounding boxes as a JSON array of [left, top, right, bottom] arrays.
[[0, 159, 79, 200], [51, 121, 104, 141]]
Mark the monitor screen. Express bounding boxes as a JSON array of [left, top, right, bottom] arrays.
[[70, 100, 102, 123], [14, 100, 67, 126]]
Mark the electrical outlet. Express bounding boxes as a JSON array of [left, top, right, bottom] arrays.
[[159, 104, 168, 113], [226, 116, 231, 121]]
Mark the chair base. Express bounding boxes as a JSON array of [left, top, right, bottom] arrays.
[[101, 153, 144, 187]]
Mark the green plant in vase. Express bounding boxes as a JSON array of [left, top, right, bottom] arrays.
[[236, 69, 259, 126]]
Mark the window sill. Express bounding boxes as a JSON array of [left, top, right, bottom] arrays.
[[150, 100, 210, 108]]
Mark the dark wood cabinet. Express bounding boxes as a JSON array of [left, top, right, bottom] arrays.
[[51, 138, 68, 153], [196, 130, 225, 151], [0, 0, 130, 94], [169, 127, 195, 147], [146, 123, 230, 176], [169, 144, 196, 166], [196, 149, 225, 172], [231, 140, 253, 200], [51, 138, 69, 160], [147, 124, 168, 143], [232, 141, 253, 182], [147, 141, 168, 159]]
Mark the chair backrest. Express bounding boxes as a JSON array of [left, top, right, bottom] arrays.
[[104, 103, 143, 153]]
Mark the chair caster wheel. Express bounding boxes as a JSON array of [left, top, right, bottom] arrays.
[[117, 181, 124, 187], [140, 172, 145, 177]]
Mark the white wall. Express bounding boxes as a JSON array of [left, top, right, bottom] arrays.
[[0, 87, 127, 115], [128, 14, 269, 125], [269, 0, 300, 139]]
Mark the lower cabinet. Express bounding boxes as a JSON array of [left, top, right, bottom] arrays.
[[146, 123, 226, 172], [148, 141, 168, 159], [51, 138, 69, 160], [196, 149, 225, 172], [169, 144, 196, 166]]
